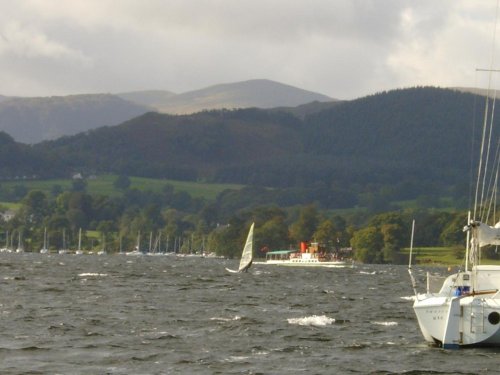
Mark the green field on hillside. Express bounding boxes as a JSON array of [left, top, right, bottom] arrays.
[[1, 175, 244, 200], [401, 246, 500, 266], [402, 246, 463, 265]]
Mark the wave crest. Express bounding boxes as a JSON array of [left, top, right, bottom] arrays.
[[287, 315, 335, 326]]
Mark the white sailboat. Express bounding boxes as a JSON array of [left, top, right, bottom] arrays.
[[148, 232, 163, 256], [15, 231, 24, 253], [126, 231, 142, 256], [1, 230, 12, 253], [226, 222, 254, 273], [97, 234, 107, 255], [0, 231, 8, 252], [412, 218, 500, 348], [119, 235, 124, 254], [58, 228, 68, 254], [75, 228, 83, 255], [40, 227, 49, 254], [411, 15, 500, 347]]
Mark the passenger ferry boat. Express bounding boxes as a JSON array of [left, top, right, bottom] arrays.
[[265, 242, 348, 267]]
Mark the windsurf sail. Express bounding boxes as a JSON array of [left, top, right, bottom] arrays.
[[226, 222, 254, 273]]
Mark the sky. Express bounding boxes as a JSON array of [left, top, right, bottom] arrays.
[[1, 0, 500, 100]]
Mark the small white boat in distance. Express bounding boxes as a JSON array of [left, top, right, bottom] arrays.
[[97, 234, 107, 255], [40, 228, 49, 254], [226, 222, 254, 273], [75, 228, 84, 255], [0, 230, 10, 253], [58, 228, 68, 254], [15, 231, 24, 253], [125, 249, 142, 256], [126, 232, 143, 256]]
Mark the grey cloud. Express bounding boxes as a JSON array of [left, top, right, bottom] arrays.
[[0, 0, 496, 99]]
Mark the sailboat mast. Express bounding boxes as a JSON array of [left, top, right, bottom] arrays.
[[408, 220, 418, 297], [408, 220, 415, 268], [78, 228, 82, 251]]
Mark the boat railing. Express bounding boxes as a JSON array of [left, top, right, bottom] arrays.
[[426, 272, 447, 294]]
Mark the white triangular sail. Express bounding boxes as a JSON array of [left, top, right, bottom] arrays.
[[226, 222, 254, 273], [238, 222, 254, 272]]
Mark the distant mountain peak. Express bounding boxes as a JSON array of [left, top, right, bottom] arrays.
[[119, 79, 335, 115]]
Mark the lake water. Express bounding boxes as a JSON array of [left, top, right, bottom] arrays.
[[0, 253, 498, 374]]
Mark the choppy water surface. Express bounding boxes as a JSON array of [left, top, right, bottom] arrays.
[[0, 254, 498, 374]]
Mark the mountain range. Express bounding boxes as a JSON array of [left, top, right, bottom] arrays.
[[0, 79, 333, 143], [130, 79, 334, 114], [0, 86, 492, 211]]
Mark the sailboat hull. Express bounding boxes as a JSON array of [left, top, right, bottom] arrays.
[[414, 295, 500, 347], [413, 268, 500, 347]]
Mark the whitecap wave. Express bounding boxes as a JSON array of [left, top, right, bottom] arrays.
[[371, 321, 398, 326], [359, 271, 377, 275], [400, 295, 416, 301], [287, 315, 335, 326], [210, 315, 241, 322], [78, 273, 108, 277], [225, 356, 250, 363]]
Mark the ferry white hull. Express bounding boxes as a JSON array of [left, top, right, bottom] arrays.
[[264, 259, 346, 267]]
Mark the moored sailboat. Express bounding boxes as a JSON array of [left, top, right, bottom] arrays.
[[58, 228, 68, 254], [15, 231, 24, 253], [97, 234, 107, 255], [411, 219, 500, 348], [126, 231, 143, 256], [411, 16, 500, 346], [1, 230, 12, 253], [75, 228, 83, 255], [40, 228, 49, 254]]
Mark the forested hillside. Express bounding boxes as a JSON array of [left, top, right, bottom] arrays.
[[1, 87, 492, 211], [0, 132, 49, 178]]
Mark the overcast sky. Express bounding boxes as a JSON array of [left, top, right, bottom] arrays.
[[1, 0, 500, 99]]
